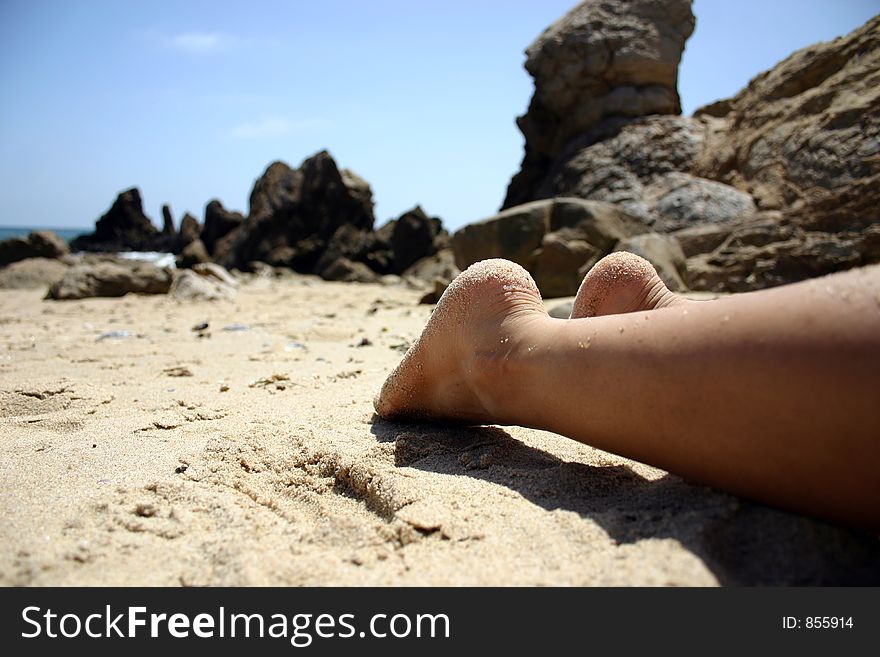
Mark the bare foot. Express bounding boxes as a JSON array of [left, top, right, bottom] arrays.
[[374, 259, 548, 423], [571, 251, 690, 318]]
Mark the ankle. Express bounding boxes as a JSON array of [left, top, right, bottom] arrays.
[[468, 314, 557, 424]]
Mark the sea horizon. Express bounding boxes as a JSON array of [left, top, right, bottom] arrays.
[[0, 226, 90, 243]]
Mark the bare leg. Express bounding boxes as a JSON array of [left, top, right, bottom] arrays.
[[375, 259, 880, 529]]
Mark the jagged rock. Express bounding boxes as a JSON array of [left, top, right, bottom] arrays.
[[233, 151, 375, 271], [504, 0, 696, 207], [201, 200, 244, 255], [176, 239, 211, 269], [693, 15, 880, 231], [161, 205, 176, 237], [389, 205, 442, 274], [615, 233, 688, 291], [453, 198, 649, 297], [0, 230, 70, 267], [71, 188, 163, 252], [177, 213, 201, 247], [46, 261, 173, 300], [0, 258, 70, 289]]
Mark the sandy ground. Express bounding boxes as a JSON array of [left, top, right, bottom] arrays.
[[1, 272, 878, 586]]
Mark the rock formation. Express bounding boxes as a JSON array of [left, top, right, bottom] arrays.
[[71, 188, 163, 252], [504, 0, 696, 209], [494, 1, 880, 292], [227, 151, 375, 272], [161, 204, 176, 238], [201, 200, 244, 256]]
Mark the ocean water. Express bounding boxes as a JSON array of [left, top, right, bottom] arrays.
[[0, 226, 176, 267], [0, 226, 89, 243]]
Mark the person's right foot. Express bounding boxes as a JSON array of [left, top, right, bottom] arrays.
[[571, 252, 690, 318]]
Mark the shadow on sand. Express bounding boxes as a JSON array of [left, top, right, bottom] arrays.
[[370, 417, 880, 585]]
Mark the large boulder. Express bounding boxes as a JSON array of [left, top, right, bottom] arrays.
[[0, 230, 70, 267], [504, 0, 696, 208], [369, 206, 446, 274], [452, 198, 650, 297], [231, 151, 375, 271], [0, 258, 70, 289], [71, 188, 163, 252], [46, 260, 173, 300], [531, 115, 758, 229], [201, 200, 244, 255]]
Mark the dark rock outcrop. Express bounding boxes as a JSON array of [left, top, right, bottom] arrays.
[[177, 213, 201, 247], [452, 198, 650, 297], [504, 0, 696, 208], [368, 206, 446, 275], [71, 188, 164, 252], [46, 260, 173, 300], [230, 151, 375, 271], [161, 205, 176, 238], [201, 200, 244, 255], [176, 239, 211, 269], [0, 230, 70, 267]]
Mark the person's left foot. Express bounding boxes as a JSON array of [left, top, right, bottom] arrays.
[[374, 259, 549, 423]]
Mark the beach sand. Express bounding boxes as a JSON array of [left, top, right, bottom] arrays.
[[1, 273, 878, 585]]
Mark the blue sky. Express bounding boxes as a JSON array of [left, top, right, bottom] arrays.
[[1, 0, 877, 232]]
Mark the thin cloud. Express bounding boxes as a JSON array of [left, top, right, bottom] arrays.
[[229, 117, 332, 139], [168, 31, 235, 53]]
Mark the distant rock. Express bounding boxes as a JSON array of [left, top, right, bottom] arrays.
[[176, 239, 211, 269], [201, 200, 244, 255], [453, 198, 650, 297], [319, 257, 379, 283], [0, 257, 69, 289], [161, 205, 176, 238], [232, 151, 375, 271], [46, 260, 173, 300], [504, 0, 696, 208], [0, 230, 70, 267], [377, 205, 445, 274], [169, 270, 234, 302], [402, 248, 459, 285], [177, 212, 201, 248], [71, 188, 164, 252]]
